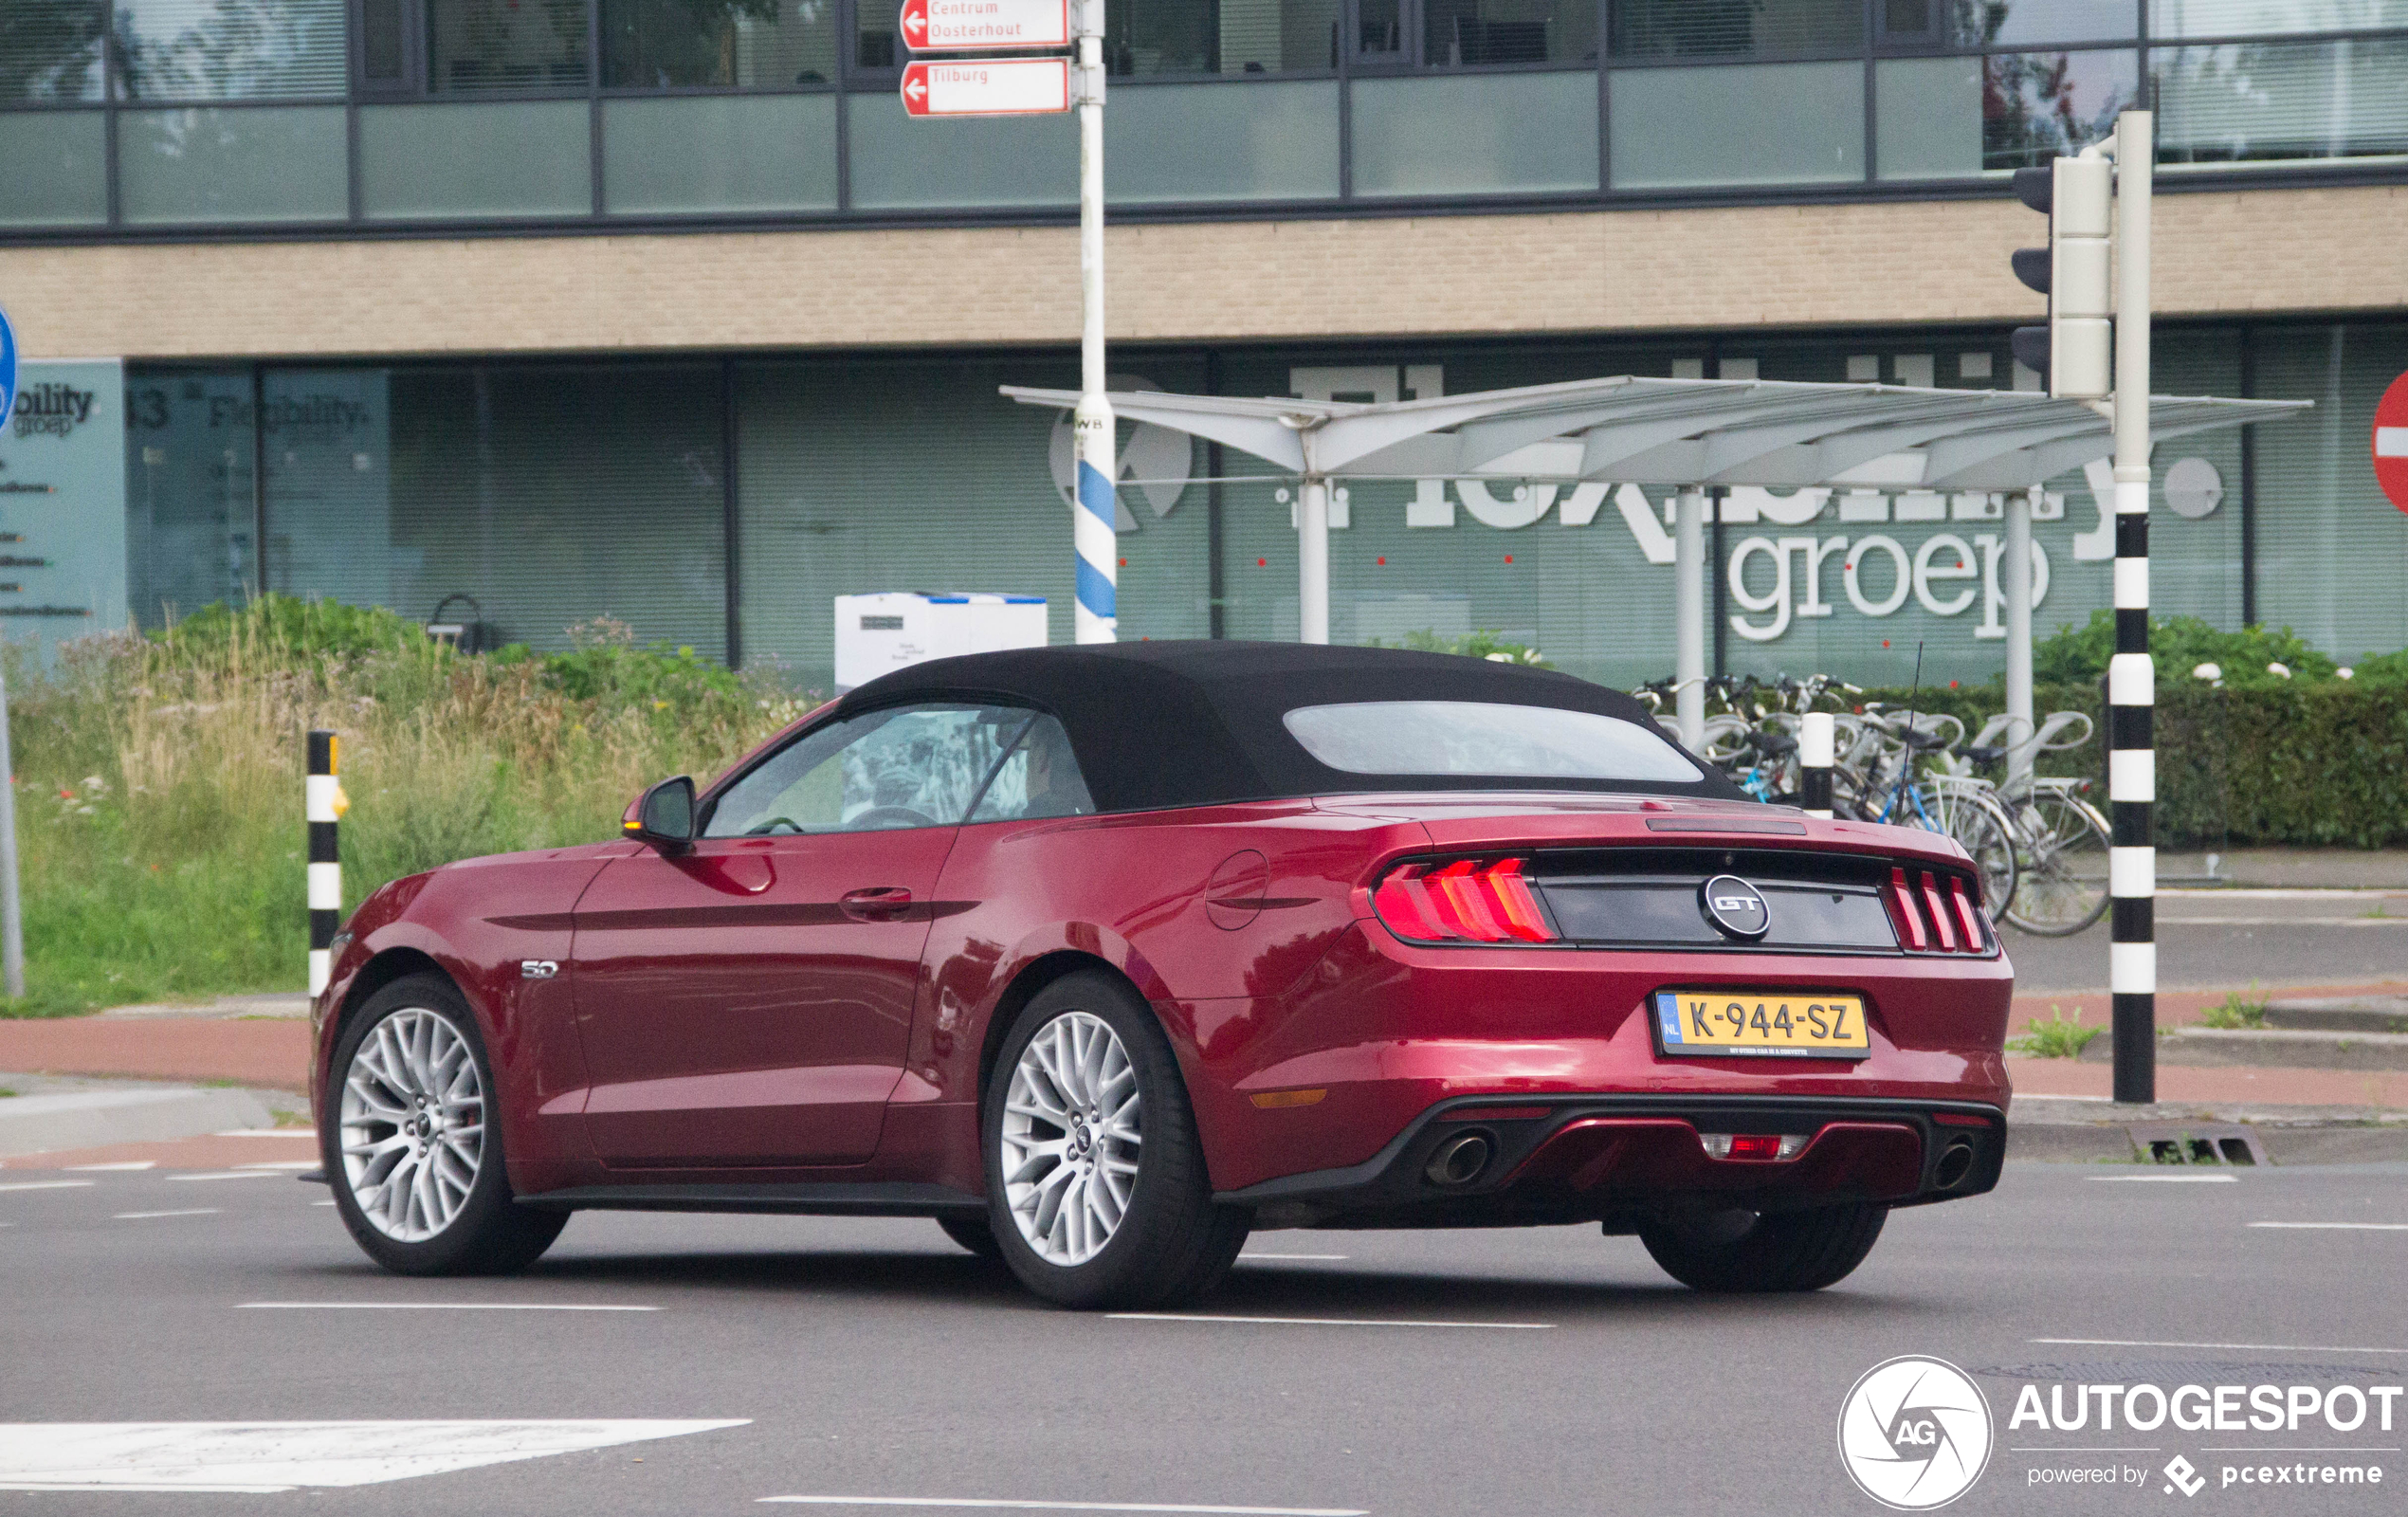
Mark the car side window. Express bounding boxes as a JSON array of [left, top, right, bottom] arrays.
[[702, 704, 1035, 837], [968, 714, 1096, 824]]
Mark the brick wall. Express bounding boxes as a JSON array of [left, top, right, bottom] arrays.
[[2, 184, 2399, 360]]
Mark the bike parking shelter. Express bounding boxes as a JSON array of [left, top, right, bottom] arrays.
[[1005, 374, 2303, 755]]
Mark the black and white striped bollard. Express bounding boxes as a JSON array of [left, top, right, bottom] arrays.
[[307, 730, 341, 998], [1799, 711, 1834, 820], [2107, 109, 2155, 1106]]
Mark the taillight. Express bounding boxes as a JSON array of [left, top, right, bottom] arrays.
[[1885, 866, 1989, 954], [1373, 858, 1557, 944]]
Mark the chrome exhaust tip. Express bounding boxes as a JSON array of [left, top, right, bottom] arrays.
[[1424, 1130, 1494, 1187], [1934, 1135, 1979, 1190]]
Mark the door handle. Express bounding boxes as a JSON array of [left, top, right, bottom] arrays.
[[840, 886, 916, 922]]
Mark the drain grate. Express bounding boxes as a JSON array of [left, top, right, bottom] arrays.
[[2125, 1121, 2271, 1167]]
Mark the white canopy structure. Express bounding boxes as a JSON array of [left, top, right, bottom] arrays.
[[1007, 375, 2305, 749]]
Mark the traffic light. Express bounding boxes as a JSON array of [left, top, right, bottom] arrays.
[[2009, 156, 2113, 399]]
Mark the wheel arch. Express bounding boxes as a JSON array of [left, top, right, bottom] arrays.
[[335, 946, 457, 1045], [976, 949, 1136, 1107]]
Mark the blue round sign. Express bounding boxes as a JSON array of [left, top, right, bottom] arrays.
[[0, 302, 15, 427]]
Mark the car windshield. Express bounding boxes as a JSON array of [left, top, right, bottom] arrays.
[[1282, 700, 1703, 783]]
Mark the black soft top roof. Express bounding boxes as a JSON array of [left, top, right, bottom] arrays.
[[841, 640, 1748, 813]]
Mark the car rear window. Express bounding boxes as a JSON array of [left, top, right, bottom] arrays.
[[1282, 700, 1703, 783]]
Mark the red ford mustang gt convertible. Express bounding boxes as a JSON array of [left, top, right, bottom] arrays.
[[312, 641, 2011, 1307]]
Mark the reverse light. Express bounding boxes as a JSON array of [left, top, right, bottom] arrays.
[[1373, 858, 1557, 944], [1701, 1132, 1809, 1161]]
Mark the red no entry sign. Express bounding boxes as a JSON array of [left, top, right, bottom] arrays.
[[2379, 371, 2408, 514], [900, 0, 1070, 50], [900, 58, 1068, 116]]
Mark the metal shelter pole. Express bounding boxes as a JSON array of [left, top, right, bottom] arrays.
[[1069, 0, 1115, 645], [1298, 476, 1331, 644], [0, 661, 22, 1001], [2107, 109, 2156, 1106], [1674, 486, 1706, 751], [2006, 484, 2036, 794]]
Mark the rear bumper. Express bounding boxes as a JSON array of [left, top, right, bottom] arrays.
[[1213, 1092, 2005, 1229]]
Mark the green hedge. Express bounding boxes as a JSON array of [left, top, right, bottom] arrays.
[[1847, 682, 2408, 849]]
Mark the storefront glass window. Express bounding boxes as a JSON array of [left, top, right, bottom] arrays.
[[0, 0, 106, 101], [1609, 0, 1860, 58], [0, 109, 108, 223], [736, 356, 1209, 687], [429, 0, 591, 90], [1353, 70, 1597, 194], [2150, 0, 2408, 37], [603, 94, 838, 211], [602, 0, 837, 87], [1108, 80, 1341, 202], [119, 105, 348, 222], [358, 101, 592, 216], [112, 0, 347, 99], [2252, 322, 2408, 665], [2158, 39, 2408, 165], [1611, 59, 1863, 187], [261, 364, 729, 659], [123, 369, 259, 628]]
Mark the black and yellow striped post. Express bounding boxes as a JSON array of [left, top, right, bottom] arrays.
[[306, 731, 342, 997]]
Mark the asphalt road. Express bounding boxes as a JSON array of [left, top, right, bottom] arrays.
[[5, 1161, 2406, 1514], [2002, 890, 2408, 993]]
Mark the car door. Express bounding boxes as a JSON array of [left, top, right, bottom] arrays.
[[572, 703, 1033, 1168]]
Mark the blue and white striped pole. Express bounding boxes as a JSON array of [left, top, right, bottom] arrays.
[[1070, 0, 1114, 645], [306, 730, 341, 998]]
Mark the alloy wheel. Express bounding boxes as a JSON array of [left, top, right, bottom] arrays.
[[338, 1007, 486, 1242], [1001, 1010, 1141, 1267]]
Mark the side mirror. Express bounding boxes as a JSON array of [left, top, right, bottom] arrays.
[[623, 776, 696, 851]]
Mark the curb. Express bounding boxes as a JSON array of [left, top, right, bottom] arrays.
[[0, 1084, 276, 1158], [2009, 1098, 2408, 1166], [2077, 1026, 2408, 1071]]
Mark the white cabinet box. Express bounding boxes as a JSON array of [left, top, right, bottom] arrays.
[[833, 592, 1049, 691]]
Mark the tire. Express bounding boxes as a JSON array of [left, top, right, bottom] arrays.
[[323, 973, 566, 1276], [981, 970, 1249, 1309], [938, 1215, 1005, 1259], [1637, 1201, 1888, 1293]]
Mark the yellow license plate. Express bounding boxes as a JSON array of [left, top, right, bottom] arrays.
[[1651, 990, 1872, 1060]]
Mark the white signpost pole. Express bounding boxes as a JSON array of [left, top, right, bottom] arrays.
[[1069, 0, 1114, 644]]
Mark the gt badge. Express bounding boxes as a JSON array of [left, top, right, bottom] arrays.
[[1698, 875, 1771, 941]]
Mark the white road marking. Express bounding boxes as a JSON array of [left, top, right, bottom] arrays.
[[2160, 916, 2407, 925], [2159, 887, 2403, 900], [0, 1181, 95, 1194], [760, 1500, 1367, 1515], [66, 1162, 156, 1172], [114, 1210, 222, 1221], [0, 1419, 747, 1492], [170, 1171, 288, 1182], [2090, 1174, 2238, 1183], [217, 1129, 318, 1138], [2249, 1221, 2408, 1231], [2035, 1337, 2408, 1355], [239, 1302, 661, 1312], [235, 1161, 321, 1171], [1111, 1313, 1550, 1330], [310, 1199, 337, 1207], [1238, 1253, 1350, 1262]]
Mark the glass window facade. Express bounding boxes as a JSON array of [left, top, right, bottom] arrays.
[[5, 0, 2407, 227], [119, 321, 2408, 691], [119, 105, 349, 222], [112, 0, 349, 99], [1, 0, 107, 101]]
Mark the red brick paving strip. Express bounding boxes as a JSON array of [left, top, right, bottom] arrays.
[[0, 1130, 320, 1171], [0, 1015, 312, 1092]]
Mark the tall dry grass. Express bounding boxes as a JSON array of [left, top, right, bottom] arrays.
[[6, 600, 810, 1015]]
